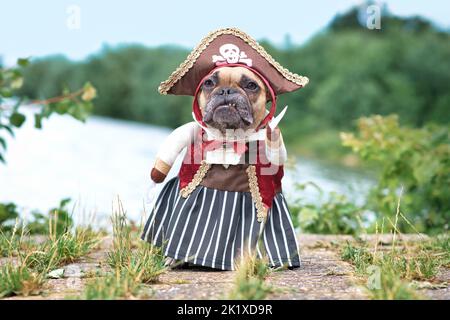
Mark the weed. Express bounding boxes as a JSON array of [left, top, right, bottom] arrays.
[[340, 242, 373, 275], [421, 234, 450, 267], [290, 182, 366, 235], [0, 264, 43, 298], [227, 252, 272, 300], [368, 264, 422, 300], [0, 231, 18, 257], [81, 270, 141, 300], [125, 245, 166, 283], [26, 227, 101, 273], [107, 199, 166, 283]]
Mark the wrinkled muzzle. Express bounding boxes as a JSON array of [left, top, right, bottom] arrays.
[[203, 89, 253, 131]]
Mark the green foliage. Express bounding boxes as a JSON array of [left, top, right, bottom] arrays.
[[342, 115, 449, 234], [341, 242, 373, 274], [0, 199, 101, 298], [107, 203, 166, 284], [0, 230, 19, 257], [339, 235, 449, 300], [26, 198, 74, 235], [340, 242, 420, 300], [368, 264, 421, 300], [82, 200, 166, 300], [0, 216, 100, 298], [0, 58, 96, 163], [82, 271, 141, 300], [26, 227, 100, 274], [227, 253, 272, 300], [0, 230, 37, 258], [0, 202, 19, 231], [19, 47, 191, 128], [0, 198, 74, 236], [0, 264, 43, 298], [290, 182, 366, 234], [419, 234, 450, 267]]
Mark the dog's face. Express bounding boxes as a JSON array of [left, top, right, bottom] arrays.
[[198, 67, 267, 132]]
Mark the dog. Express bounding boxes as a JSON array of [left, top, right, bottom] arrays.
[[143, 29, 303, 271]]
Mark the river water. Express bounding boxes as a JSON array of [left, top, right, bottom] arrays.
[[0, 110, 373, 226]]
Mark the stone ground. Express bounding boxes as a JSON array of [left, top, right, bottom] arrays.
[[2, 234, 449, 300]]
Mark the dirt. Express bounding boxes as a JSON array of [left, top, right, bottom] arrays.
[[2, 234, 449, 300]]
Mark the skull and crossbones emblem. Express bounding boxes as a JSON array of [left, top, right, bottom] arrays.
[[212, 43, 253, 67]]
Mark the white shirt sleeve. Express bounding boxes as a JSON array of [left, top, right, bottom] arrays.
[[156, 121, 199, 167]]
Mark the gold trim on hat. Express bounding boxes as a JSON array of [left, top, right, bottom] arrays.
[[158, 27, 309, 95]]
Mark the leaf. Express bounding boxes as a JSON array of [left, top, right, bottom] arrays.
[[59, 198, 72, 208], [54, 100, 70, 114], [0, 137, 6, 150], [11, 77, 24, 90], [0, 88, 13, 98], [34, 114, 43, 129], [9, 112, 26, 128], [0, 124, 15, 137], [17, 58, 30, 67], [68, 102, 92, 122], [81, 82, 97, 101]]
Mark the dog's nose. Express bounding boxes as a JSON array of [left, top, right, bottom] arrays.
[[218, 87, 238, 96]]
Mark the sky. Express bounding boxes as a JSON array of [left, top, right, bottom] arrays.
[[1, 0, 449, 66]]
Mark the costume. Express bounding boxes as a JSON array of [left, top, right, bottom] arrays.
[[142, 28, 309, 270]]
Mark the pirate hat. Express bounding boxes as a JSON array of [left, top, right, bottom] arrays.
[[158, 27, 309, 96], [159, 28, 309, 129]]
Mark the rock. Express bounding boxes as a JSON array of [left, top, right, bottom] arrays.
[[47, 268, 65, 279], [63, 264, 85, 278]]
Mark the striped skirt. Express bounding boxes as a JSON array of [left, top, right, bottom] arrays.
[[141, 177, 301, 271]]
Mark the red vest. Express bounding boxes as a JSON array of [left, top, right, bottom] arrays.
[[178, 134, 283, 209]]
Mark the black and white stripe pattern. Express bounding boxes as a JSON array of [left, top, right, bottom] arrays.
[[142, 177, 300, 270]]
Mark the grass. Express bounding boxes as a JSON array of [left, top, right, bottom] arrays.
[[340, 242, 426, 299], [0, 212, 102, 298], [26, 227, 101, 274], [421, 234, 450, 267], [339, 195, 448, 300], [107, 201, 166, 283], [80, 199, 166, 300], [340, 242, 373, 275], [369, 264, 422, 300], [0, 264, 44, 298], [81, 270, 141, 300], [0, 230, 20, 257], [227, 251, 272, 300]]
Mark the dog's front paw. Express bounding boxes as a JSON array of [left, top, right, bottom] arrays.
[[164, 257, 177, 267]]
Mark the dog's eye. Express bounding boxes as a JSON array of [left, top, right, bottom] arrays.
[[203, 79, 214, 88], [246, 81, 258, 90]]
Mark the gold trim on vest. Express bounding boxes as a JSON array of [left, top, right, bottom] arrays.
[[180, 161, 211, 198], [246, 165, 268, 223]]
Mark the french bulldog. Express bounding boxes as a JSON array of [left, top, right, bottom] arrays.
[[150, 66, 281, 183], [198, 66, 267, 132]]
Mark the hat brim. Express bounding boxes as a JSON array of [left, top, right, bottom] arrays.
[[158, 28, 309, 96]]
